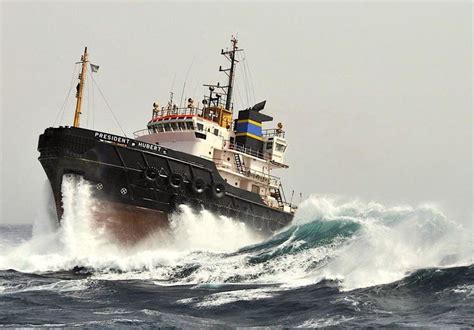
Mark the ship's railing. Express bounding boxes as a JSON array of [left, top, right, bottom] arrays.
[[150, 106, 203, 120], [262, 128, 285, 138], [215, 159, 280, 186], [133, 128, 152, 138], [227, 142, 267, 160]]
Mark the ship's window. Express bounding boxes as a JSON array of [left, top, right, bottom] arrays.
[[251, 185, 260, 194], [156, 124, 164, 133], [178, 122, 186, 131], [170, 122, 178, 131], [163, 123, 172, 132], [230, 137, 235, 144], [266, 142, 273, 150], [186, 121, 194, 130], [214, 128, 219, 136], [195, 132, 206, 139], [197, 123, 204, 131], [275, 143, 286, 152]]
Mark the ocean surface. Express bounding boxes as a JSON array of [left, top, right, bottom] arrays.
[[0, 177, 473, 327]]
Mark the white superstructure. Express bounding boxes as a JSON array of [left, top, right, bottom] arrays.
[[133, 37, 294, 213]]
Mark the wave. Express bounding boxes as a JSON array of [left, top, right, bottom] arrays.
[[0, 175, 472, 291]]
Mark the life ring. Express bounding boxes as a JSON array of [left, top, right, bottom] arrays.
[[190, 177, 206, 194], [210, 183, 226, 199], [144, 167, 158, 182], [169, 173, 183, 189], [268, 220, 280, 233]]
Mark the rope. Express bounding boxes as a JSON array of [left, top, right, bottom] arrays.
[[234, 79, 244, 110], [89, 73, 128, 137], [237, 53, 250, 107], [91, 68, 95, 130], [86, 66, 91, 127], [53, 64, 78, 126]]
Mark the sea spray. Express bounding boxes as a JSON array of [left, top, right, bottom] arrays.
[[0, 177, 472, 292], [0, 175, 261, 274]]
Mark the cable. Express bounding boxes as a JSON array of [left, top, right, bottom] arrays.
[[91, 68, 95, 130], [237, 53, 250, 107], [90, 73, 127, 137], [86, 66, 91, 127], [243, 51, 257, 104], [53, 64, 78, 126]]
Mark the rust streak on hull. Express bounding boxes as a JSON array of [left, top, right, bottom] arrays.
[[92, 200, 170, 245]]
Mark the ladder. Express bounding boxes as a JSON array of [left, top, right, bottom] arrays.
[[234, 154, 244, 173], [273, 187, 284, 206]]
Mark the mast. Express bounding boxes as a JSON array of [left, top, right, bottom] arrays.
[[73, 47, 88, 127], [220, 36, 242, 110]]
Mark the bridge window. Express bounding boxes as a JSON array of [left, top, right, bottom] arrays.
[[178, 122, 186, 131], [275, 143, 286, 152], [197, 123, 204, 131], [186, 121, 194, 130]]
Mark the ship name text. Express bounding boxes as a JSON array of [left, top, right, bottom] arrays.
[[94, 131, 164, 153], [94, 132, 130, 144]]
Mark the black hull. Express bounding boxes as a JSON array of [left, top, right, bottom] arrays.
[[37, 127, 293, 239]]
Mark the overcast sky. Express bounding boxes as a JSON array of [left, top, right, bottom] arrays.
[[1, 1, 472, 226]]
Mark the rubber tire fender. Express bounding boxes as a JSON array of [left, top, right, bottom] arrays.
[[144, 167, 159, 182], [253, 216, 264, 231], [169, 173, 183, 189], [190, 177, 206, 194], [211, 183, 226, 199]]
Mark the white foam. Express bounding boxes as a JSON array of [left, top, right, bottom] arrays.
[[177, 287, 278, 308], [298, 196, 474, 290], [0, 175, 262, 275], [1, 177, 472, 294], [298, 316, 355, 328]]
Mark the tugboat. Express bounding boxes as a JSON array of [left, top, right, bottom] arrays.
[[38, 37, 296, 242]]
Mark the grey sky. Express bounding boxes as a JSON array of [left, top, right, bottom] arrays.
[[1, 1, 472, 226]]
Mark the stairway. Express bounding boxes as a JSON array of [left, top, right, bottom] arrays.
[[234, 154, 244, 173], [273, 187, 284, 206]]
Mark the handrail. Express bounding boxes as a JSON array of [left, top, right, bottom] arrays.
[[262, 128, 285, 138], [227, 142, 268, 160], [133, 129, 150, 138], [214, 159, 280, 186], [151, 107, 203, 120]]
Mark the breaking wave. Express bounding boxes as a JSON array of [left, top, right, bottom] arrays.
[[0, 175, 472, 291]]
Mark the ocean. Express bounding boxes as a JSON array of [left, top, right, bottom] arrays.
[[0, 177, 472, 327]]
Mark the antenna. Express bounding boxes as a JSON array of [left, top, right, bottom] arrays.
[[179, 56, 196, 108], [220, 36, 243, 110]]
